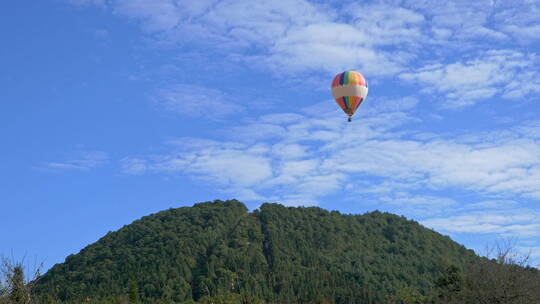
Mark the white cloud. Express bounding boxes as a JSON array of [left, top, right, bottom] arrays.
[[155, 84, 244, 117], [122, 142, 273, 200], [369, 192, 459, 217], [69, 0, 540, 87], [121, 157, 147, 175], [400, 50, 540, 107], [421, 197, 540, 258], [403, 0, 540, 46], [260, 113, 304, 125], [265, 22, 405, 76], [502, 24, 540, 42], [123, 93, 540, 205], [112, 0, 184, 32], [72, 0, 429, 77], [258, 2, 428, 76], [271, 143, 308, 160], [187, 148, 272, 188], [347, 3, 425, 46], [403, 0, 508, 43], [364, 96, 419, 114], [460, 200, 519, 210], [200, 0, 324, 45], [278, 159, 319, 178], [110, 0, 326, 47], [66, 0, 540, 129], [71, 0, 540, 208], [226, 123, 288, 141], [422, 210, 540, 237], [492, 1, 540, 44], [382, 193, 457, 208], [46, 151, 108, 171], [294, 173, 345, 197]]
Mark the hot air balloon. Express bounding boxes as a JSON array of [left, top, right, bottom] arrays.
[[331, 71, 368, 122]]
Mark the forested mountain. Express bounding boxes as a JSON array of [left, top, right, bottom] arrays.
[[31, 200, 534, 303]]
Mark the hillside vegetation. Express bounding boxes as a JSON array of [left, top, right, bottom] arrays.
[[19, 200, 538, 303]]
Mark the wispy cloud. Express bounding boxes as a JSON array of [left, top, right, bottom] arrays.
[[400, 50, 540, 108], [155, 84, 244, 118], [421, 198, 540, 261], [404, 0, 507, 43], [72, 0, 424, 77], [423, 210, 540, 237], [377, 193, 458, 217], [70, 0, 540, 113], [46, 151, 108, 171], [492, 1, 540, 44], [404, 0, 540, 45], [122, 94, 540, 204]]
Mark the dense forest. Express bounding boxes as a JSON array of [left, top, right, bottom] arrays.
[[2, 200, 540, 303]]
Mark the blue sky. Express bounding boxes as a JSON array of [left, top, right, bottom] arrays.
[[2, 0, 540, 271]]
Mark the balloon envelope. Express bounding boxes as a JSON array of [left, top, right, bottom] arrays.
[[331, 71, 368, 119]]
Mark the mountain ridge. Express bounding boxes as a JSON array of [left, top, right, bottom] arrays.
[[34, 200, 478, 303]]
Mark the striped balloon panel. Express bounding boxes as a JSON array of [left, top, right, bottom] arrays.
[[331, 71, 367, 88], [335, 96, 363, 115]]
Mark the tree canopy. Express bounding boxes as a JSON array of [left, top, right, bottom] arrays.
[[30, 200, 537, 303]]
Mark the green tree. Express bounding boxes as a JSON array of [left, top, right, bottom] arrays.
[[433, 264, 462, 303], [31, 201, 539, 303], [128, 281, 140, 304], [10, 266, 29, 304], [197, 292, 241, 304], [1, 258, 41, 304], [387, 287, 426, 304], [460, 242, 540, 304]]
